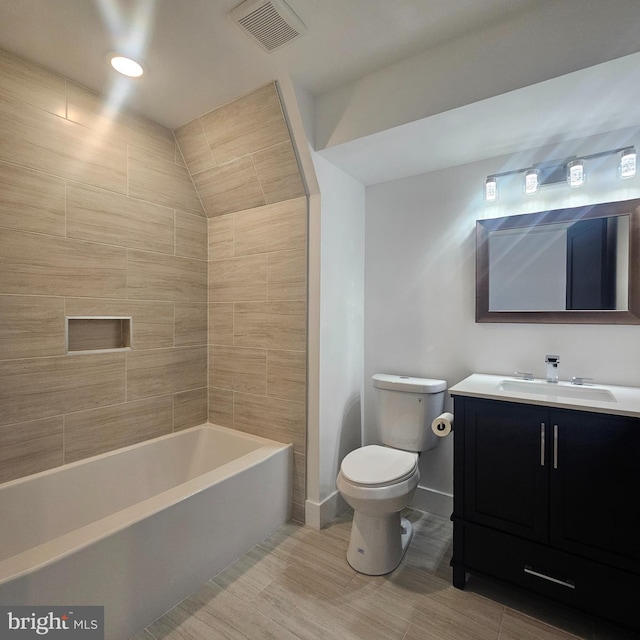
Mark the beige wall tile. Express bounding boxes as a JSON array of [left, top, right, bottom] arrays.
[[192, 157, 265, 217], [0, 48, 66, 116], [0, 416, 64, 484], [290, 501, 305, 524], [268, 250, 306, 300], [210, 344, 266, 395], [253, 141, 305, 204], [175, 143, 187, 168], [127, 346, 207, 400], [175, 303, 207, 346], [233, 392, 305, 454], [173, 387, 208, 431], [267, 350, 306, 403], [209, 255, 267, 303], [0, 93, 127, 193], [67, 182, 175, 254], [175, 210, 208, 260], [209, 387, 233, 428], [128, 146, 203, 215], [234, 301, 306, 350], [199, 83, 289, 164], [174, 118, 216, 174], [0, 295, 64, 359], [233, 197, 306, 256], [65, 395, 173, 462], [0, 229, 127, 298], [65, 298, 174, 350], [0, 160, 65, 235], [209, 303, 234, 346], [208, 215, 234, 260], [0, 353, 126, 427], [127, 250, 207, 302], [67, 82, 175, 161], [292, 451, 306, 514]]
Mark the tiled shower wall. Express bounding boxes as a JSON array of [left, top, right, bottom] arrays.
[[175, 85, 308, 522], [0, 49, 308, 521], [0, 48, 208, 482]]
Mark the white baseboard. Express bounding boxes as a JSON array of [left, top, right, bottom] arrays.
[[410, 485, 453, 518], [305, 491, 348, 529]]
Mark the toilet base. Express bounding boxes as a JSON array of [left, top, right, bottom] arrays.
[[346, 512, 413, 575]]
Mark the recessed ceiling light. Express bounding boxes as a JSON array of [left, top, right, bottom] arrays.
[[109, 54, 144, 78]]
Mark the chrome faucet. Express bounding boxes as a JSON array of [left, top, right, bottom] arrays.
[[545, 354, 560, 383]]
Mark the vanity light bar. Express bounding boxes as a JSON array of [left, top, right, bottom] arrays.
[[484, 146, 636, 201]]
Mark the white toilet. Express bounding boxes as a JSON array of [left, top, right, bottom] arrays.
[[336, 373, 446, 575]]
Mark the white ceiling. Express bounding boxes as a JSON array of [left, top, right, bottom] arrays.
[[0, 0, 639, 185], [0, 0, 546, 129], [320, 52, 640, 185]]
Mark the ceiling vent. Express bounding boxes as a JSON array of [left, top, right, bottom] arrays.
[[229, 0, 307, 53]]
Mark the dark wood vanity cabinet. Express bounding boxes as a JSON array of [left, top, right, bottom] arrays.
[[452, 396, 640, 632]]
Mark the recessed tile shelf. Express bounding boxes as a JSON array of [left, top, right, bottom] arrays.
[[66, 316, 132, 354]]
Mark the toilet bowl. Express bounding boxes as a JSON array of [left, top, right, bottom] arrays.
[[337, 445, 419, 575], [337, 374, 446, 575]]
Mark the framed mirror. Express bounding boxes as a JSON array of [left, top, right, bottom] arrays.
[[476, 198, 640, 323]]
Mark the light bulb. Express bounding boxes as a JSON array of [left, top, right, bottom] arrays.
[[485, 177, 498, 202], [524, 169, 539, 195], [619, 149, 636, 179], [566, 160, 585, 188]]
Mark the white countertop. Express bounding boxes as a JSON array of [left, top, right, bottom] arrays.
[[449, 373, 640, 419]]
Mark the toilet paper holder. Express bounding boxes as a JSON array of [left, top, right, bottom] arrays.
[[431, 412, 454, 437]]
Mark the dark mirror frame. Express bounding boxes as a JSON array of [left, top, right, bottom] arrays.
[[476, 198, 640, 324]]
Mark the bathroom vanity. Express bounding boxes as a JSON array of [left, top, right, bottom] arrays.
[[449, 374, 640, 632]]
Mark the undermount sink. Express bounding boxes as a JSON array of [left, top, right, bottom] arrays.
[[498, 380, 616, 402]]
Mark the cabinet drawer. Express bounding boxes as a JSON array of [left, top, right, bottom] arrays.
[[463, 523, 640, 632]]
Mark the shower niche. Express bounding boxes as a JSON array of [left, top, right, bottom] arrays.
[[66, 316, 132, 354]]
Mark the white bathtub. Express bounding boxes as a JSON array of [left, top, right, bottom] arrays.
[[0, 423, 292, 639]]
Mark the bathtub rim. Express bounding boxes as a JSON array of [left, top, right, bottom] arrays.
[[0, 422, 292, 586]]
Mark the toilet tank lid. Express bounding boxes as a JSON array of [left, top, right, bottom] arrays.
[[372, 374, 446, 393]]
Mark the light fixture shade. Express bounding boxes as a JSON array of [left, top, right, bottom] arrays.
[[619, 148, 636, 179], [485, 176, 498, 202], [524, 169, 539, 195], [566, 159, 585, 188]]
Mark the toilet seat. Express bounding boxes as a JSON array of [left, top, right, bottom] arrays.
[[340, 445, 418, 487]]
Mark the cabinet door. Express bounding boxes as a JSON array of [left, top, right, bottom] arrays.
[[464, 399, 549, 542], [549, 410, 640, 573]]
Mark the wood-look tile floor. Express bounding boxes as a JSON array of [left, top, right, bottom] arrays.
[[132, 509, 640, 640]]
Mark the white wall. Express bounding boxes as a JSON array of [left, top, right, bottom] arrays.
[[305, 149, 365, 526], [364, 127, 640, 515]]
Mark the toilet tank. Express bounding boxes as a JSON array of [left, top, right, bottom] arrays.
[[372, 374, 447, 452]]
